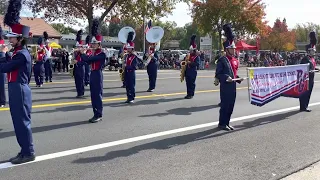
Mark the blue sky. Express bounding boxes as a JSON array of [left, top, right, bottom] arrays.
[[161, 0, 320, 28], [21, 0, 320, 29]]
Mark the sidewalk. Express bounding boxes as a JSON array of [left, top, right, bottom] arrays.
[[281, 161, 320, 180]]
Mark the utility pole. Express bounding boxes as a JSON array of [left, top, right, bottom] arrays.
[[143, 15, 146, 53]]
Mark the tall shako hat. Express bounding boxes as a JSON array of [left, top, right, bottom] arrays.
[[4, 0, 31, 38], [222, 23, 236, 50], [91, 19, 103, 44], [306, 31, 317, 51], [75, 30, 83, 47], [189, 34, 197, 50], [85, 35, 91, 47], [37, 37, 43, 48], [43, 31, 49, 43], [0, 26, 4, 44], [126, 31, 135, 49]]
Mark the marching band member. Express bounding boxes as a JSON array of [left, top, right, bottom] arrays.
[[73, 30, 86, 98], [146, 43, 159, 92], [84, 35, 91, 86], [184, 35, 200, 99], [80, 19, 106, 123], [33, 37, 45, 87], [0, 26, 6, 107], [299, 31, 319, 112], [124, 32, 139, 103], [216, 24, 243, 131], [0, 1, 35, 164], [43, 31, 53, 82]]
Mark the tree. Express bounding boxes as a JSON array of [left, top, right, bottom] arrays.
[[25, 0, 190, 34], [0, 0, 8, 15], [179, 23, 204, 49], [293, 23, 320, 42], [191, 0, 267, 52], [293, 22, 320, 51], [260, 18, 296, 51], [51, 23, 77, 34]]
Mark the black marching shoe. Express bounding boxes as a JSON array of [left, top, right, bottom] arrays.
[[76, 95, 85, 98], [125, 100, 134, 104], [10, 153, 36, 164], [89, 117, 102, 123], [147, 89, 154, 92], [300, 108, 312, 112], [0, 104, 5, 108], [218, 125, 231, 131], [184, 95, 193, 99], [227, 125, 235, 130]]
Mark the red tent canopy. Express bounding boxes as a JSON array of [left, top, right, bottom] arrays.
[[235, 40, 258, 52]]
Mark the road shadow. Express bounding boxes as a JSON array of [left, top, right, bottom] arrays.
[[0, 120, 89, 139], [139, 104, 219, 117], [31, 91, 140, 103], [32, 86, 121, 94], [107, 97, 185, 107], [72, 110, 299, 164], [31, 97, 185, 114]]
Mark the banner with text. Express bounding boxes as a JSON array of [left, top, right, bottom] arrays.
[[248, 64, 309, 107]]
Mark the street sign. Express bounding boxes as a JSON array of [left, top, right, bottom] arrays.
[[200, 36, 213, 61]]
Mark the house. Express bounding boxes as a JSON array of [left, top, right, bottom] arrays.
[[0, 15, 61, 44], [0, 15, 123, 51]]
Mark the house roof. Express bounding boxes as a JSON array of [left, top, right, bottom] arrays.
[[0, 15, 61, 38]]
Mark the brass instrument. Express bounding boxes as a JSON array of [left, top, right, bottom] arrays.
[[144, 53, 154, 66], [69, 60, 76, 77], [119, 68, 125, 81], [180, 53, 190, 82], [145, 26, 164, 67], [118, 26, 136, 82]]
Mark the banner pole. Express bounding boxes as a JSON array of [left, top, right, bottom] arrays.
[[246, 68, 251, 103]]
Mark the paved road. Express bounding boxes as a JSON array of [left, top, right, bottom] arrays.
[[1, 69, 320, 180]]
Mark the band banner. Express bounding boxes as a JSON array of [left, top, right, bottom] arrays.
[[248, 64, 309, 107]]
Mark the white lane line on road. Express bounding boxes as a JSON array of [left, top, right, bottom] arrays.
[[1, 102, 320, 169]]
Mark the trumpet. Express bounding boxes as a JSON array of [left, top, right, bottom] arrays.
[[180, 53, 190, 82]]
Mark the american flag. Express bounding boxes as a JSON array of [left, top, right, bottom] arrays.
[[145, 20, 152, 33]]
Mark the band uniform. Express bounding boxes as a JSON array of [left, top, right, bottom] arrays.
[[33, 37, 45, 87], [215, 24, 243, 131], [81, 19, 106, 123], [43, 31, 53, 82], [146, 44, 159, 92], [0, 29, 6, 107], [74, 30, 86, 98], [299, 31, 319, 112], [185, 35, 200, 99], [0, 4, 36, 164]]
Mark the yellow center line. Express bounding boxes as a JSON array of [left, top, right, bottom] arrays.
[[0, 87, 248, 111], [28, 76, 215, 85]]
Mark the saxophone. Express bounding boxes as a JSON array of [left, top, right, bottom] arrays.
[[119, 53, 127, 82], [69, 51, 78, 77], [180, 53, 190, 82], [69, 59, 76, 77]]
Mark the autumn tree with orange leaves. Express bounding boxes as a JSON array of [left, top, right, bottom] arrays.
[[191, 0, 267, 52], [261, 18, 296, 51]]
